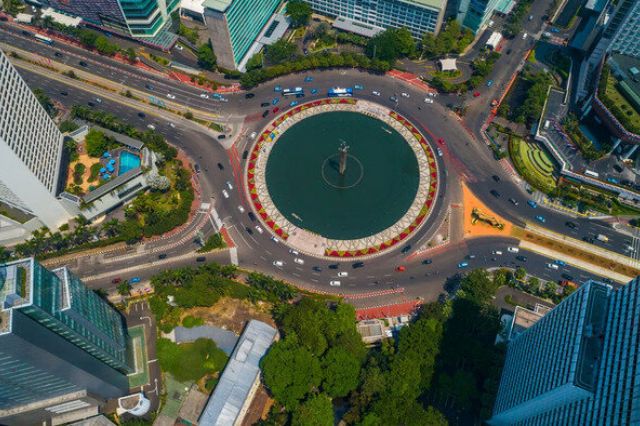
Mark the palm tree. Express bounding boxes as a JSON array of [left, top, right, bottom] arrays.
[[101, 219, 120, 238]]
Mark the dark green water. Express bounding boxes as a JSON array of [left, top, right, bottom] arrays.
[[265, 111, 419, 240]]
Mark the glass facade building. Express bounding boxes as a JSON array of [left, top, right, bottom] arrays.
[[609, 0, 640, 58], [490, 277, 640, 425], [0, 258, 130, 412], [456, 0, 513, 33], [304, 0, 446, 39]]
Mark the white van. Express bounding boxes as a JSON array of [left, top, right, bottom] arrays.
[[507, 246, 520, 253], [544, 120, 551, 130]]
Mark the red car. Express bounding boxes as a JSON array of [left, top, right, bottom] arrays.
[[437, 138, 445, 144], [395, 265, 406, 272], [112, 277, 122, 284], [272, 107, 280, 113], [473, 91, 481, 97]]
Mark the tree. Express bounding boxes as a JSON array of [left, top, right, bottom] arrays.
[[84, 129, 111, 157], [246, 52, 263, 71], [291, 394, 333, 426], [32, 88, 56, 117], [197, 41, 217, 70], [286, 0, 312, 28], [265, 39, 297, 65], [148, 173, 171, 191], [95, 36, 118, 55], [366, 28, 416, 63], [59, 120, 80, 133], [117, 280, 131, 296], [514, 267, 526, 281], [125, 47, 137, 63], [0, 246, 11, 263], [321, 347, 361, 398]]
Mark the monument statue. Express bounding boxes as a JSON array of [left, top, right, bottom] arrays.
[[338, 140, 349, 175]]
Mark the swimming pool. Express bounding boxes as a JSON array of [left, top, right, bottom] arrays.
[[119, 151, 141, 174]]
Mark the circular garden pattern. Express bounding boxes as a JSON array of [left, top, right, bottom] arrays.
[[245, 98, 440, 258]]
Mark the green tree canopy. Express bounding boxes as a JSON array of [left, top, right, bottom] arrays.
[[286, 0, 312, 28], [197, 41, 217, 70], [265, 39, 298, 65], [291, 394, 333, 426], [321, 347, 362, 398], [366, 27, 416, 63]]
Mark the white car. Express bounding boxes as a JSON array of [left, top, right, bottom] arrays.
[[147, 124, 156, 130], [255, 225, 263, 234], [329, 280, 341, 287], [436, 148, 443, 157], [294, 258, 304, 265], [338, 271, 349, 277], [273, 260, 284, 267], [372, 91, 381, 96], [95, 98, 102, 103], [289, 249, 300, 256], [424, 98, 434, 104], [237, 205, 245, 213], [507, 246, 520, 253], [200, 93, 209, 99], [492, 250, 503, 255], [166, 93, 176, 99], [401, 92, 410, 98], [270, 236, 279, 243], [226, 181, 233, 190], [522, 32, 528, 40], [250, 131, 257, 139], [175, 44, 184, 51], [168, 122, 176, 128], [222, 189, 229, 199], [547, 263, 559, 270]]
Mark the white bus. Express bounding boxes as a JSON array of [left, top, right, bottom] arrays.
[[584, 169, 599, 178], [34, 34, 53, 45]]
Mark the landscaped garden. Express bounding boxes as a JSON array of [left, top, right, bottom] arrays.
[[598, 65, 640, 135], [509, 137, 558, 193]]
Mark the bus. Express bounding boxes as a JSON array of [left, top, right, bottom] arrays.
[[584, 169, 599, 179], [328, 87, 353, 97], [34, 34, 54, 45], [282, 87, 304, 97]]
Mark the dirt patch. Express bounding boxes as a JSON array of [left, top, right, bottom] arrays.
[[462, 182, 514, 238], [181, 297, 275, 334]]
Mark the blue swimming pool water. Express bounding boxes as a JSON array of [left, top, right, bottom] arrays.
[[119, 151, 141, 174]]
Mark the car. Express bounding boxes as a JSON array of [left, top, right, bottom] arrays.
[[147, 124, 156, 130], [372, 91, 381, 96], [54, 51, 63, 57], [401, 92, 410, 98], [486, 80, 494, 87], [312, 266, 322, 272], [527, 200, 538, 208], [273, 260, 284, 267], [396, 265, 406, 272], [492, 175, 501, 182], [245, 227, 253, 234], [467, 254, 477, 259], [270, 236, 279, 243], [145, 83, 154, 90], [193, 164, 201, 174], [274, 85, 282, 92], [243, 150, 249, 159], [566, 221, 577, 229], [222, 189, 229, 198], [272, 107, 280, 113], [547, 263, 559, 270], [507, 246, 520, 253], [237, 205, 245, 213], [60, 91, 68, 96], [554, 259, 567, 266], [354, 84, 364, 90], [112, 277, 122, 284], [255, 225, 263, 234], [175, 44, 184, 51], [535, 215, 546, 223], [248, 212, 256, 221], [438, 138, 445, 144], [528, 14, 534, 20], [516, 255, 528, 262], [272, 97, 279, 105], [166, 93, 176, 99], [437, 148, 443, 157], [130, 277, 141, 283], [290, 101, 298, 107], [473, 91, 481, 97], [490, 189, 501, 198], [87, 101, 95, 107], [79, 61, 88, 67], [352, 262, 365, 269], [330, 280, 341, 287], [329, 264, 339, 269], [390, 96, 398, 103], [158, 253, 167, 259], [508, 198, 519, 206], [607, 177, 619, 184], [262, 110, 269, 118], [249, 132, 257, 140], [401, 245, 411, 254], [458, 261, 469, 268], [225, 181, 233, 190], [522, 32, 528, 40], [217, 162, 224, 170], [422, 259, 433, 265], [245, 93, 255, 98], [550, 27, 560, 33], [294, 258, 304, 265], [260, 102, 270, 107], [212, 93, 223, 100], [304, 76, 313, 82], [217, 134, 226, 140], [492, 250, 503, 255], [310, 88, 318, 94], [169, 122, 176, 128], [583, 236, 595, 244], [138, 112, 146, 118], [289, 249, 300, 256], [424, 98, 434, 104], [200, 93, 209, 99], [506, 49, 512, 55], [338, 271, 349, 277]]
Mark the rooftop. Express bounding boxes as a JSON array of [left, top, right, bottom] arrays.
[[41, 7, 82, 27], [203, 0, 233, 13], [198, 320, 277, 426], [333, 17, 384, 38], [400, 0, 446, 11]]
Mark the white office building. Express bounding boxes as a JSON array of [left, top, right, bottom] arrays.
[[0, 48, 73, 235]]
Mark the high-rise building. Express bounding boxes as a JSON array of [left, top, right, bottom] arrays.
[[608, 0, 640, 58], [45, 0, 180, 48], [0, 48, 73, 232], [0, 258, 131, 425], [490, 277, 640, 425], [456, 0, 513, 33], [303, 0, 446, 39]]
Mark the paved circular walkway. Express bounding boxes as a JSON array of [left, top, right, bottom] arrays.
[[245, 98, 440, 259]]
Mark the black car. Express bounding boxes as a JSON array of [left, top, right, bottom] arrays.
[[422, 259, 433, 265], [490, 189, 501, 198], [312, 266, 322, 272], [352, 262, 365, 269], [217, 134, 226, 140], [248, 212, 256, 221], [193, 164, 201, 174], [328, 264, 339, 270], [145, 83, 154, 90], [88, 101, 95, 107], [54, 51, 63, 57], [22, 30, 32, 36], [245, 227, 253, 235], [401, 245, 411, 254], [613, 164, 623, 173], [260, 102, 270, 107], [158, 253, 167, 259], [217, 162, 224, 170], [262, 110, 269, 118], [60, 91, 68, 96], [242, 150, 249, 159], [583, 236, 595, 244], [506, 49, 512, 55], [245, 93, 255, 99], [515, 255, 528, 262], [566, 221, 577, 229], [492, 175, 501, 182], [561, 273, 574, 281], [138, 112, 146, 118], [196, 256, 206, 262], [79, 61, 88, 67]]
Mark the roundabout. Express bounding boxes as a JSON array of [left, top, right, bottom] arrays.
[[246, 98, 440, 259]]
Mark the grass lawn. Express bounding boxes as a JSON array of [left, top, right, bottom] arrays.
[[433, 69, 463, 80], [604, 73, 640, 132], [157, 337, 228, 383], [509, 137, 557, 193]]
